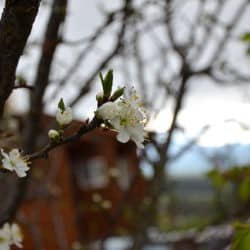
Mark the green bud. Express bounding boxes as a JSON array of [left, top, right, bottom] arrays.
[[240, 32, 250, 42], [99, 69, 113, 98]]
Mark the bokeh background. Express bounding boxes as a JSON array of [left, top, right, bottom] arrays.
[[1, 0, 250, 249]]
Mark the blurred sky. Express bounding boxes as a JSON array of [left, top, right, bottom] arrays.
[[1, 0, 250, 176]]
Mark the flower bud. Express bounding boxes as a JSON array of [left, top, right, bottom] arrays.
[[48, 129, 60, 142], [56, 106, 73, 126]]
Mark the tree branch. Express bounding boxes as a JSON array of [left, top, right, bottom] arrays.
[[0, 0, 40, 116], [0, 0, 68, 226], [29, 117, 101, 161]]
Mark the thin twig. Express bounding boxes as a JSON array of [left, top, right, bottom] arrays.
[[29, 117, 101, 161]]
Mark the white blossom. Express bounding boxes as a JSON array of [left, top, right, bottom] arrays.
[[56, 106, 73, 126], [0, 223, 23, 250], [97, 102, 119, 120], [48, 129, 60, 140], [97, 87, 147, 148], [1, 149, 30, 178]]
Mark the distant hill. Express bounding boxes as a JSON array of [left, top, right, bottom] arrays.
[[168, 142, 250, 177]]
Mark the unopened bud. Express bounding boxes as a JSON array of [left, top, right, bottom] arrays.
[[48, 129, 60, 142]]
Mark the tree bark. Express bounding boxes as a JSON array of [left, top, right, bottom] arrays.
[[0, 0, 67, 225], [0, 0, 40, 116]]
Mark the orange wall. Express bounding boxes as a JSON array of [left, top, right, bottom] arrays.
[[19, 147, 79, 250]]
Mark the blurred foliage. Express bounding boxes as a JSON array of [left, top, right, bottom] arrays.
[[240, 32, 250, 42], [207, 166, 250, 228], [208, 167, 250, 248], [207, 166, 250, 204], [158, 214, 211, 232], [232, 222, 250, 250], [240, 32, 250, 55], [207, 169, 226, 189]]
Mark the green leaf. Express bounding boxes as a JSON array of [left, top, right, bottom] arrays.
[[99, 70, 113, 98], [110, 87, 124, 101], [99, 72, 104, 85], [240, 32, 250, 42], [239, 179, 250, 202], [232, 223, 250, 250], [58, 98, 65, 112]]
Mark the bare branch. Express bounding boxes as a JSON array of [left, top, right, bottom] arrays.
[[69, 0, 132, 106]]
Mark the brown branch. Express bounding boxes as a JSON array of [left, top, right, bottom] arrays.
[[69, 0, 132, 107], [190, 0, 226, 63], [164, 0, 186, 59], [186, 0, 206, 49], [159, 64, 191, 163], [0, 0, 41, 116], [29, 117, 101, 161], [208, 0, 249, 65], [46, 12, 116, 102], [24, 0, 68, 153], [169, 125, 210, 163]]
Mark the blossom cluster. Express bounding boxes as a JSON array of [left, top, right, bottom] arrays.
[[97, 87, 147, 148], [0, 223, 23, 250]]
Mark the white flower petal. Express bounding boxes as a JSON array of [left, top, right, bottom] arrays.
[[1, 150, 10, 161], [110, 117, 121, 130], [0, 223, 23, 249], [134, 140, 144, 149], [97, 102, 119, 120], [1, 159, 13, 171], [9, 149, 20, 159], [0, 223, 11, 242], [14, 168, 27, 178], [10, 224, 23, 248], [117, 130, 130, 143]]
